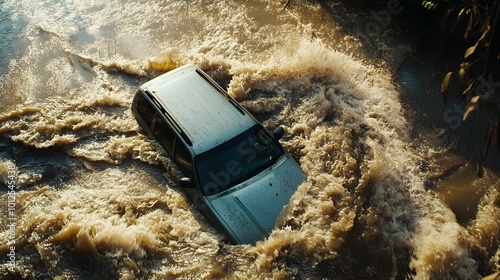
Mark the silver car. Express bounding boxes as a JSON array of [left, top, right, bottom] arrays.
[[131, 64, 306, 244]]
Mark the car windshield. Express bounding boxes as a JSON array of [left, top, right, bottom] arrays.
[[195, 125, 284, 196]]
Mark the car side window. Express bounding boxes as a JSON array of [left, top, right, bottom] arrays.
[[153, 116, 175, 157], [175, 141, 194, 179], [136, 93, 155, 128]]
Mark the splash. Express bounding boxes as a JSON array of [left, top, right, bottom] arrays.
[[207, 38, 485, 279]]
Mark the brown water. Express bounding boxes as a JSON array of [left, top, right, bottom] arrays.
[[0, 0, 499, 279]]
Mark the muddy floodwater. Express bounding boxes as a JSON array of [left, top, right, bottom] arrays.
[[1, 0, 499, 279]]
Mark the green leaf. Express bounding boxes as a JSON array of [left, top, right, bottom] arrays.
[[422, 0, 438, 10], [441, 72, 453, 103], [463, 95, 480, 121]]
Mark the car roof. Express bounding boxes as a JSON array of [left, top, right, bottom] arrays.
[[141, 64, 256, 155]]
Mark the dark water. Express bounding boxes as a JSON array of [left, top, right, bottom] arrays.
[[1, 0, 499, 279]]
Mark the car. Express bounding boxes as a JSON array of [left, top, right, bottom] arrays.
[[131, 64, 306, 244]]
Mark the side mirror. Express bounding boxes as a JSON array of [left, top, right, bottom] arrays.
[[273, 126, 285, 140], [179, 177, 194, 188]]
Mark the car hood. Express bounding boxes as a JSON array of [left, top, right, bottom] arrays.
[[208, 156, 306, 244]]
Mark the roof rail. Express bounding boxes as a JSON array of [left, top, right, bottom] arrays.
[[144, 90, 193, 146], [195, 69, 246, 116]]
